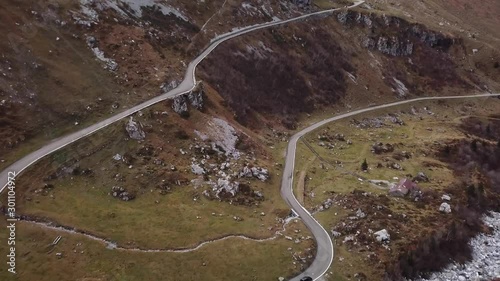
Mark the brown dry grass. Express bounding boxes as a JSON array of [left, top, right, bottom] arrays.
[[293, 98, 500, 280]]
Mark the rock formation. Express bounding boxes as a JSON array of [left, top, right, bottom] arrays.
[[125, 117, 145, 140]]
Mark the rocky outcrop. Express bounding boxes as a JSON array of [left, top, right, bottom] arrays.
[[111, 186, 135, 201], [238, 165, 269, 181], [337, 11, 373, 27], [188, 83, 205, 110], [212, 178, 239, 197], [125, 117, 145, 140], [363, 36, 414, 56], [171, 85, 204, 116], [337, 10, 457, 57], [172, 95, 188, 116]]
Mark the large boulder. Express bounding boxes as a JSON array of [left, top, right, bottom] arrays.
[[374, 229, 390, 242], [413, 171, 430, 182], [439, 202, 452, 213], [191, 163, 205, 175], [125, 117, 145, 140], [213, 178, 239, 197], [188, 83, 205, 110], [172, 95, 188, 116]]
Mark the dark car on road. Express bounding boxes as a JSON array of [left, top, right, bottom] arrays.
[[300, 277, 313, 281]]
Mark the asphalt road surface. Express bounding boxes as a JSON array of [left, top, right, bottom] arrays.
[[0, 0, 365, 193]]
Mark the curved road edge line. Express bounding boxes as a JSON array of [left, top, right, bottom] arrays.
[[0, 0, 365, 193], [282, 92, 500, 281]]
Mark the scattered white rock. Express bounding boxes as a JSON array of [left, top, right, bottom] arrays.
[[374, 229, 390, 243], [441, 194, 451, 201], [86, 36, 118, 71], [191, 163, 205, 175], [416, 212, 500, 281], [206, 118, 240, 158], [331, 231, 341, 238], [239, 165, 269, 181], [343, 235, 355, 243], [356, 209, 366, 219], [322, 198, 333, 210], [439, 202, 452, 213], [172, 95, 188, 115]]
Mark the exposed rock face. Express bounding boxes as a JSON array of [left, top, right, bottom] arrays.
[[188, 83, 205, 110], [161, 80, 179, 93], [206, 118, 240, 158], [213, 178, 239, 197], [188, 91, 204, 110], [337, 11, 373, 27], [191, 163, 205, 175], [337, 10, 457, 57], [170, 83, 204, 116], [172, 95, 188, 116], [125, 117, 145, 140]]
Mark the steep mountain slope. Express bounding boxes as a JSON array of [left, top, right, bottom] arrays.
[[1, 0, 500, 280], [200, 6, 499, 129]]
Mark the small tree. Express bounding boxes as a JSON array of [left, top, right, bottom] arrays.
[[486, 124, 492, 136], [361, 159, 368, 171]]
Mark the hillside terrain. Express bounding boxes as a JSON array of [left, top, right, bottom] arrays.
[[1, 0, 500, 280]]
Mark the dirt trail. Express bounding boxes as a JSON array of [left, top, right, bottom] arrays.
[[296, 155, 317, 204], [19, 217, 292, 253]]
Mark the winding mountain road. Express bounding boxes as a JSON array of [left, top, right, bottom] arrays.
[[1, 1, 499, 280], [281, 92, 499, 280], [0, 0, 364, 193]]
